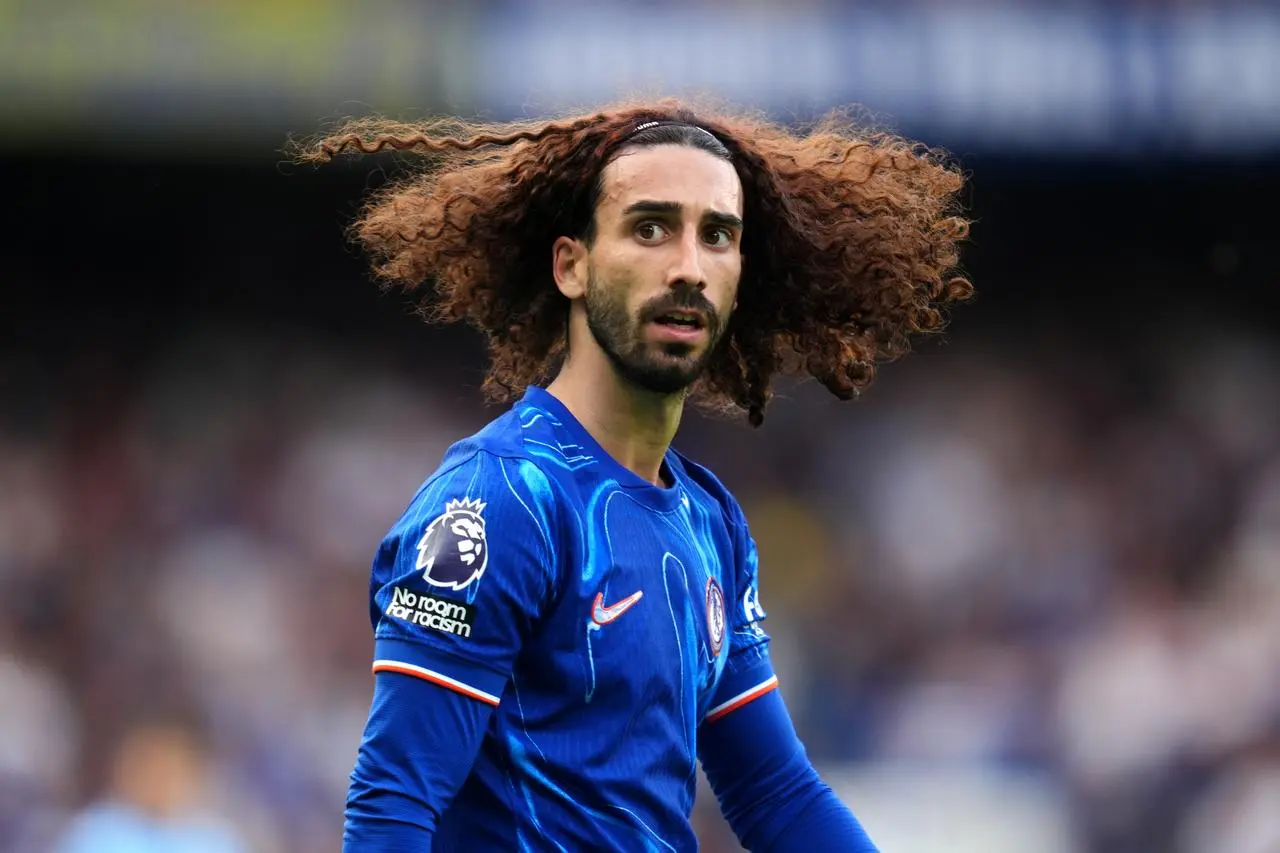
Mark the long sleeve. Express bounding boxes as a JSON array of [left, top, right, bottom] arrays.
[[344, 671, 494, 850], [699, 685, 879, 852], [345, 449, 561, 849]]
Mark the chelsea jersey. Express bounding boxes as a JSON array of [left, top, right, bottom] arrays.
[[364, 385, 777, 851]]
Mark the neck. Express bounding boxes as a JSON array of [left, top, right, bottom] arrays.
[[546, 348, 685, 487]]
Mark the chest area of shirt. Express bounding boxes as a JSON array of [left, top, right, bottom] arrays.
[[561, 494, 733, 707]]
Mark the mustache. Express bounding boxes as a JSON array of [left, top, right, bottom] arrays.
[[638, 289, 720, 331]]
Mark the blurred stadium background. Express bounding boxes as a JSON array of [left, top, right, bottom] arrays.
[[3, 2, 1280, 852]]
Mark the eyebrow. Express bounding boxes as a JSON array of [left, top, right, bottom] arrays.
[[621, 200, 743, 231]]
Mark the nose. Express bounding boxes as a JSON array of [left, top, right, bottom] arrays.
[[666, 228, 707, 292]]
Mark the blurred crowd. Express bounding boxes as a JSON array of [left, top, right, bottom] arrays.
[[2, 320, 1279, 853]]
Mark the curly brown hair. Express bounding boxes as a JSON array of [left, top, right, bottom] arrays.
[[294, 98, 971, 426]]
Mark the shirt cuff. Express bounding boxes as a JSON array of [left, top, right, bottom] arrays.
[[703, 644, 778, 724], [372, 636, 508, 706]]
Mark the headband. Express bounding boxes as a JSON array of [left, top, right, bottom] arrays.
[[627, 119, 721, 145]]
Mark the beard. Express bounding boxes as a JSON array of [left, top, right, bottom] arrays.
[[583, 267, 726, 395]]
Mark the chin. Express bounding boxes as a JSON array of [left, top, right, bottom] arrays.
[[626, 358, 707, 396]]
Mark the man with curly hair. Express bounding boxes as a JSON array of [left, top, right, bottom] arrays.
[[299, 100, 970, 852]]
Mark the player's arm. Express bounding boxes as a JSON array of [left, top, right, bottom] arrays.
[[344, 674, 493, 850], [344, 451, 560, 851], [700, 678, 878, 852], [697, 511, 878, 853]]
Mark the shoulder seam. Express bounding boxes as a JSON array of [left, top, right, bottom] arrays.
[[424, 446, 560, 500], [431, 444, 548, 478]]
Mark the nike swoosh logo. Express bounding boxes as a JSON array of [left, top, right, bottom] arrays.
[[591, 590, 644, 625]]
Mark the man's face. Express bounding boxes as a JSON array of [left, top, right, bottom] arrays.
[[581, 144, 744, 394]]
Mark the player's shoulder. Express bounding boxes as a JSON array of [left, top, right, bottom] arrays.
[[452, 391, 587, 484], [377, 411, 563, 577], [669, 448, 748, 531], [396, 398, 572, 525], [448, 387, 610, 503]]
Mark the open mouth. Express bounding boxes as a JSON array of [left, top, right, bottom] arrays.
[[652, 310, 706, 330]]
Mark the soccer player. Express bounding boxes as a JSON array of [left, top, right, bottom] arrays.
[[298, 101, 970, 851]]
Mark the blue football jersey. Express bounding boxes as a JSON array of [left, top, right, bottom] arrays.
[[366, 385, 776, 851]]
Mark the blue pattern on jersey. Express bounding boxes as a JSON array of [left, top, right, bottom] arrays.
[[365, 386, 771, 852]]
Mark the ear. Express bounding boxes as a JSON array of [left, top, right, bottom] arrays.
[[552, 236, 589, 300]]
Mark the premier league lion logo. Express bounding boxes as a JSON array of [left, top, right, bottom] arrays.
[[416, 498, 488, 590]]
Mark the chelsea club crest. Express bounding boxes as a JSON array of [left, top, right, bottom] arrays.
[[705, 578, 726, 657], [416, 498, 488, 591]]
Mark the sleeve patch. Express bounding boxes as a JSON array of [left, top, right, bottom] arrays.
[[416, 497, 489, 591], [384, 586, 475, 639], [742, 580, 766, 623]]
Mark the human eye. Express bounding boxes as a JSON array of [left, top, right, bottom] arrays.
[[635, 221, 669, 242], [703, 226, 734, 248]]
